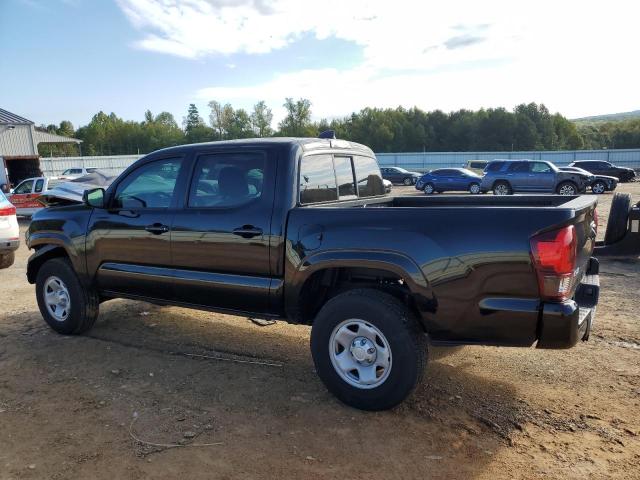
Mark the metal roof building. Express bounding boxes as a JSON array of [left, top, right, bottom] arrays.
[[0, 107, 82, 186]]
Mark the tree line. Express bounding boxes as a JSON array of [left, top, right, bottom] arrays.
[[37, 99, 640, 157]]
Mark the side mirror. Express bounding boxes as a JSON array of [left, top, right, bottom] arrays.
[[83, 188, 105, 208]]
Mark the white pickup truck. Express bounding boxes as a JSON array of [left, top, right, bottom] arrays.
[[6, 176, 64, 216]]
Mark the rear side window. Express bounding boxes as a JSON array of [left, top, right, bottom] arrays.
[[34, 179, 45, 193], [485, 162, 503, 172], [508, 162, 529, 173], [299, 154, 338, 204], [354, 156, 384, 198], [189, 152, 265, 208], [469, 161, 486, 169]]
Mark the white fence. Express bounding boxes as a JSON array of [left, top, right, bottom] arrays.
[[39, 154, 143, 177], [40, 148, 640, 177]]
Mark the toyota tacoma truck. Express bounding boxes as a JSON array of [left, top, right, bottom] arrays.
[[26, 137, 600, 410]]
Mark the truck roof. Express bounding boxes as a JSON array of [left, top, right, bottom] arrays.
[[151, 137, 375, 157]]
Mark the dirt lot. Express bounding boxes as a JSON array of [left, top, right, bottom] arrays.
[[1, 185, 639, 480]]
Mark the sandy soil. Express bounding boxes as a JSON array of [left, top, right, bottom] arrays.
[[0, 185, 638, 480]]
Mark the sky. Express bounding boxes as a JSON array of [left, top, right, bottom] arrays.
[[1, 0, 639, 129]]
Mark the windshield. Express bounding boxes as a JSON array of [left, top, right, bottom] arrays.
[[394, 167, 409, 173]]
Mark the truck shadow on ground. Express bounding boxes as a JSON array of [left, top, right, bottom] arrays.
[[0, 303, 531, 478]]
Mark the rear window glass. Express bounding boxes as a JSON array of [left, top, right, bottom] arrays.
[[469, 161, 486, 169], [354, 156, 384, 198], [299, 154, 338, 204], [334, 156, 357, 200]]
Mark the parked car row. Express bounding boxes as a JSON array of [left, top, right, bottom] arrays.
[[407, 158, 635, 195]]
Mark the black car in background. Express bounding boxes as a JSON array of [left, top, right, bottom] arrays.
[[568, 160, 636, 182], [559, 166, 618, 194], [380, 166, 421, 185]]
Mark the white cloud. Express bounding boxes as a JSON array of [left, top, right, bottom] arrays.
[[118, 0, 640, 118]]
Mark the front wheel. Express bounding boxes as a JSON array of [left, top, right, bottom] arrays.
[[557, 181, 578, 195], [591, 180, 607, 194], [310, 289, 427, 411], [403, 177, 413, 186], [423, 183, 435, 195], [35, 257, 100, 335], [469, 182, 481, 194]]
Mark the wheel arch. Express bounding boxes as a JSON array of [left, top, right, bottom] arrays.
[[285, 250, 434, 326], [492, 179, 511, 190], [27, 244, 73, 284]]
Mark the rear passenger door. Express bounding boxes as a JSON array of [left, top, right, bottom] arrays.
[[506, 162, 530, 191], [170, 149, 276, 314]]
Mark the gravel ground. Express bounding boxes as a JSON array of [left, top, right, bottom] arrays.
[[0, 185, 638, 480]]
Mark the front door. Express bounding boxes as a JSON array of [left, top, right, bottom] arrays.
[[170, 149, 275, 314], [528, 162, 555, 192], [86, 156, 186, 299]]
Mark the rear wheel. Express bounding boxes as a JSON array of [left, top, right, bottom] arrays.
[[0, 251, 14, 269], [35, 258, 99, 335], [604, 193, 632, 245], [493, 181, 511, 195], [310, 289, 427, 411], [469, 182, 481, 194], [591, 180, 607, 194], [557, 181, 578, 195], [423, 183, 435, 195], [403, 177, 413, 186]]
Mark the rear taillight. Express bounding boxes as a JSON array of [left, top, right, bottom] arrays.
[[0, 205, 16, 216], [530, 225, 578, 301]]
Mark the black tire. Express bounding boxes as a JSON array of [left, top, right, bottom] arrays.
[[403, 177, 413, 186], [604, 193, 632, 245], [492, 181, 512, 195], [591, 180, 607, 194], [35, 257, 99, 335], [310, 288, 427, 411], [0, 251, 14, 269], [469, 182, 481, 194], [423, 183, 435, 195], [556, 181, 578, 195]]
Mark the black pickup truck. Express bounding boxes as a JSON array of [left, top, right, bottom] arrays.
[[26, 137, 600, 410]]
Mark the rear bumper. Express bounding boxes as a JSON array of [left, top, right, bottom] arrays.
[[0, 239, 20, 254], [537, 258, 600, 349]]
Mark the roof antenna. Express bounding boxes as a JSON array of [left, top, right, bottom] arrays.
[[318, 130, 336, 139]]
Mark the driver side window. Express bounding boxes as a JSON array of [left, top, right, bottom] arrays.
[[113, 158, 182, 209], [14, 180, 33, 194]]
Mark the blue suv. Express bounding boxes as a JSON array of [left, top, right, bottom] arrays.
[[416, 168, 483, 194], [480, 160, 593, 195]]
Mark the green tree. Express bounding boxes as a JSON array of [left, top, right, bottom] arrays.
[[278, 98, 313, 136], [251, 101, 273, 137]]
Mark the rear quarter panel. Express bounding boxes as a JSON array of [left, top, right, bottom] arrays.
[[285, 202, 586, 346]]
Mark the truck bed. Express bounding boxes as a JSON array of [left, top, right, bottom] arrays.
[[286, 194, 598, 347]]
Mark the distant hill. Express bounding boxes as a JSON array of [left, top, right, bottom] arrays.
[[573, 110, 640, 124]]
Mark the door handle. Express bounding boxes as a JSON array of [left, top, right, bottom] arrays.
[[232, 225, 263, 238], [145, 223, 170, 235]]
